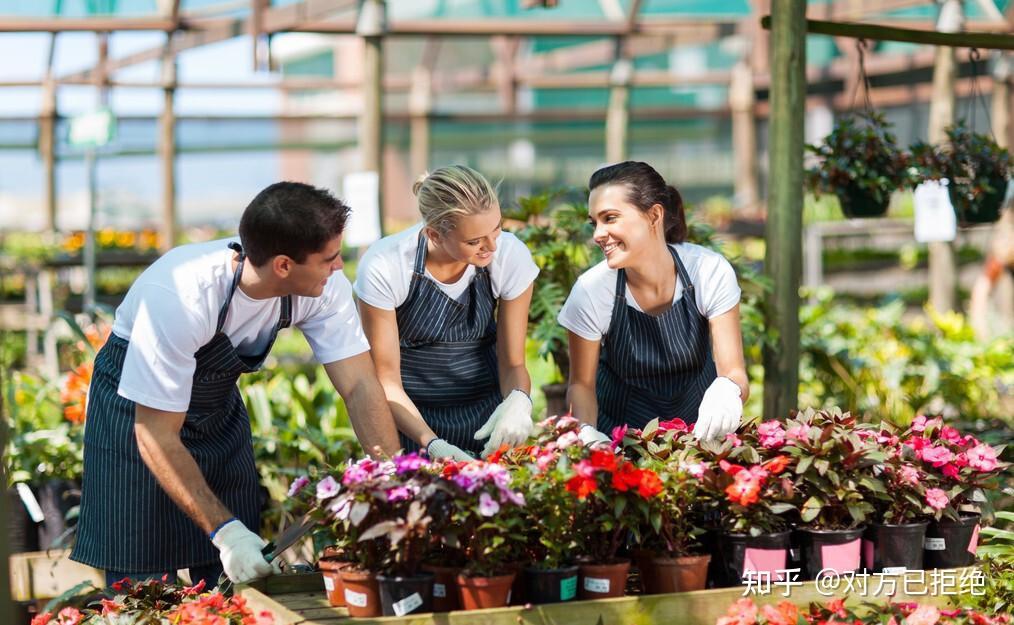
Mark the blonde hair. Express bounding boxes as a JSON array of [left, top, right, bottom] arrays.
[[413, 165, 499, 235]]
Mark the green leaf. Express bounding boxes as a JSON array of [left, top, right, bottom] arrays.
[[796, 456, 814, 475], [801, 496, 823, 523]]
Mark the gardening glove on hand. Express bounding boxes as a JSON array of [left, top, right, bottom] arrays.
[[693, 377, 743, 441], [211, 519, 278, 584], [577, 423, 611, 447], [475, 390, 534, 458], [426, 438, 475, 462]]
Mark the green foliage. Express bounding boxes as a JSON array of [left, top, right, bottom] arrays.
[[965, 510, 1014, 616], [798, 293, 1013, 427], [3, 370, 82, 486], [238, 366, 361, 534], [505, 192, 602, 382]]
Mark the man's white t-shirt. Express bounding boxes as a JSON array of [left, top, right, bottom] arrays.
[[112, 238, 370, 412], [353, 223, 540, 310], [558, 242, 741, 342]]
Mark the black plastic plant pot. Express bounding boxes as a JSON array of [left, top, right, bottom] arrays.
[[950, 176, 1008, 226], [795, 527, 865, 580], [836, 185, 890, 219], [863, 522, 928, 573], [924, 514, 981, 569], [523, 565, 579, 604], [376, 572, 434, 617], [715, 530, 792, 587]]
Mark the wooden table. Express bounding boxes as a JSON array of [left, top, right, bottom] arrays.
[[238, 567, 975, 625]]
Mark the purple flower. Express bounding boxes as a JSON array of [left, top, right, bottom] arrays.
[[287, 475, 310, 498], [316, 475, 340, 500], [393, 453, 428, 475], [478, 492, 500, 517], [342, 458, 376, 486]]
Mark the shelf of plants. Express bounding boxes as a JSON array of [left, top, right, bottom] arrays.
[[231, 411, 1006, 623]]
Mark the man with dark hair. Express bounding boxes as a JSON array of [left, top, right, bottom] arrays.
[[70, 182, 400, 588]]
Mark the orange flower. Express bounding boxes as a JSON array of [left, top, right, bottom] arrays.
[[610, 461, 642, 492], [763, 455, 791, 475], [725, 473, 762, 506], [61, 362, 93, 424], [636, 469, 663, 499], [760, 601, 799, 625]]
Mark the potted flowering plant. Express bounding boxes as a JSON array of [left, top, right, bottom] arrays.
[[639, 445, 715, 593], [856, 425, 938, 573], [439, 459, 527, 610], [910, 121, 1012, 225], [775, 409, 884, 579], [562, 438, 664, 600], [806, 112, 911, 219], [902, 415, 1008, 569]]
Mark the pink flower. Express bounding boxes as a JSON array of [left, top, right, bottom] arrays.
[[918, 445, 954, 468], [478, 492, 500, 517], [287, 475, 310, 497], [898, 465, 920, 485], [556, 431, 579, 449], [912, 415, 929, 432], [55, 608, 83, 625], [680, 462, 705, 478], [785, 424, 809, 442], [611, 424, 629, 446], [658, 418, 688, 433], [725, 433, 742, 447], [966, 444, 999, 472], [574, 459, 596, 478], [757, 421, 787, 448], [385, 486, 413, 502], [315, 476, 340, 500], [939, 426, 962, 443], [906, 604, 941, 625], [926, 488, 949, 511]]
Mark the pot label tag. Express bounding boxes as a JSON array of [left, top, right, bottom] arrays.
[[506, 589, 512, 604], [583, 577, 610, 594], [789, 548, 799, 560], [968, 525, 980, 555], [924, 537, 946, 551], [433, 583, 446, 598], [15, 483, 45, 523], [344, 589, 368, 607], [914, 180, 956, 243], [323, 576, 335, 591], [392, 592, 422, 616], [882, 566, 907, 575], [560, 576, 577, 600]]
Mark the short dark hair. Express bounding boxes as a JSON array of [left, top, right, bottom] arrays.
[[238, 182, 351, 266], [588, 161, 687, 244]]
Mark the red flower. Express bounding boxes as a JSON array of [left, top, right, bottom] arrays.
[[611, 462, 642, 492], [725, 473, 763, 506], [658, 418, 688, 433], [30, 614, 52, 625], [99, 599, 120, 615], [111, 577, 131, 592], [636, 469, 663, 499], [566, 475, 597, 499], [487, 444, 510, 464], [589, 450, 618, 473], [719, 459, 745, 476]]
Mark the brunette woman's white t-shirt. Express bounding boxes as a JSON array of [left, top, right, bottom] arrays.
[[558, 242, 741, 342], [353, 223, 539, 310]]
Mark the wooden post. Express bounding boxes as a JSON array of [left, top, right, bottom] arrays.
[[358, 0, 385, 235], [762, 0, 806, 420], [730, 58, 759, 214], [159, 36, 177, 252], [408, 65, 431, 178], [0, 362, 11, 625], [994, 53, 1011, 149], [40, 77, 57, 233], [605, 39, 631, 164], [927, 0, 962, 314]]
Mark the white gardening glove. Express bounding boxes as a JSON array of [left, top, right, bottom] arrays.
[[426, 438, 475, 462], [577, 423, 611, 446], [211, 519, 278, 584], [693, 377, 743, 441], [475, 390, 534, 458]]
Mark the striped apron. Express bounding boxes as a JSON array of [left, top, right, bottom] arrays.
[[395, 233, 502, 455], [71, 242, 290, 572], [596, 246, 717, 433]]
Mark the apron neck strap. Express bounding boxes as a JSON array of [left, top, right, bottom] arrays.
[[218, 242, 247, 333], [614, 244, 693, 300]]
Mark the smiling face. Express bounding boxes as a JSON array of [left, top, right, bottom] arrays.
[[428, 208, 503, 267], [284, 234, 344, 297], [588, 184, 664, 269]]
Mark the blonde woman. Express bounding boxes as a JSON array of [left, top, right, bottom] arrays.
[[354, 165, 539, 460]]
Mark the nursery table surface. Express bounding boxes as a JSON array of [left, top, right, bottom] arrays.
[[237, 568, 976, 625]]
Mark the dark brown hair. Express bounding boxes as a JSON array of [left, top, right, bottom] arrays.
[[239, 182, 351, 266], [588, 161, 687, 244]]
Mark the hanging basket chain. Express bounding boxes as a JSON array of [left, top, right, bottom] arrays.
[[849, 38, 875, 117], [966, 47, 995, 141]]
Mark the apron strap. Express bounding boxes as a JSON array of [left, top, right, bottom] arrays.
[[412, 230, 428, 277], [668, 245, 694, 295], [218, 242, 247, 333], [277, 295, 293, 330]]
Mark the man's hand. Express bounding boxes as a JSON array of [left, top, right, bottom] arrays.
[[693, 377, 743, 441], [475, 390, 533, 457], [211, 519, 278, 584]]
